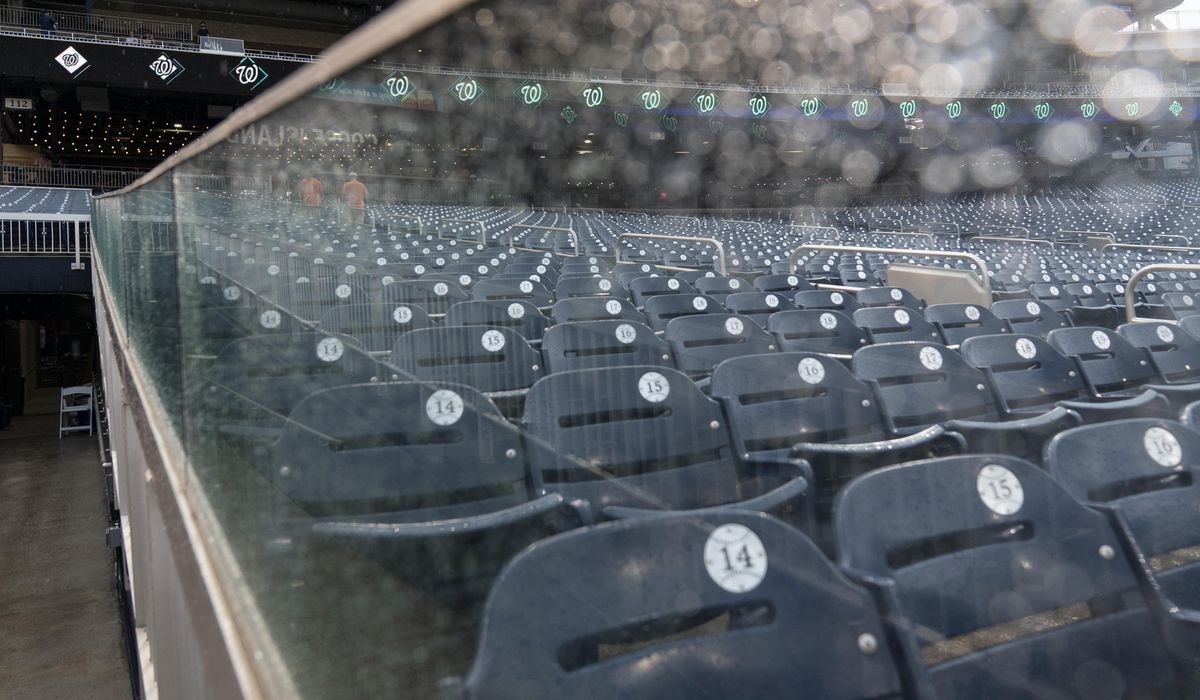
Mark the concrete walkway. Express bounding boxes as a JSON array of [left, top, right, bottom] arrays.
[[0, 389, 132, 699]]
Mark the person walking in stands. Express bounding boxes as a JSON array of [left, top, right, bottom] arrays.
[[39, 10, 57, 36], [197, 22, 209, 42], [341, 172, 368, 225], [298, 174, 323, 220]]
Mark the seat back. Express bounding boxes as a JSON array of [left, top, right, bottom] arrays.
[[752, 273, 812, 293], [767, 309, 868, 355], [990, 299, 1067, 338], [643, 294, 726, 332], [540, 321, 672, 373], [274, 382, 526, 513], [1118, 321, 1200, 384], [550, 297, 644, 324], [853, 307, 943, 344], [1163, 291, 1200, 320], [1047, 326, 1158, 394], [664, 313, 777, 376], [923, 303, 1007, 345], [554, 275, 625, 300], [856, 286, 925, 310], [445, 300, 550, 342], [319, 303, 430, 353], [381, 279, 469, 315], [852, 342, 996, 432], [836, 454, 1182, 699], [793, 289, 861, 314], [471, 278, 554, 307], [628, 275, 695, 306], [694, 275, 749, 302], [522, 366, 738, 511], [464, 512, 904, 700], [723, 292, 797, 327], [959, 334, 1087, 412], [389, 326, 543, 393]]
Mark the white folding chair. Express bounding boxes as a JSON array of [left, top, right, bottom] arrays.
[[59, 384, 94, 438]]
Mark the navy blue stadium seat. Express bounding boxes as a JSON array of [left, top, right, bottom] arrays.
[[836, 454, 1187, 700], [471, 278, 554, 308], [856, 286, 925, 310], [555, 275, 625, 300], [923, 303, 1007, 345], [550, 297, 644, 324], [539, 321, 672, 373], [767, 309, 868, 358], [319, 302, 431, 353], [522, 366, 809, 522], [1050, 326, 1200, 409], [752, 273, 812, 294], [722, 292, 796, 328], [382, 279, 469, 315], [852, 341, 1077, 462], [852, 307, 943, 344], [643, 294, 725, 332], [1120, 321, 1200, 386], [627, 275, 695, 306], [445, 300, 550, 342], [663, 313, 777, 378], [792, 289, 861, 314], [456, 512, 905, 700], [990, 299, 1068, 338]]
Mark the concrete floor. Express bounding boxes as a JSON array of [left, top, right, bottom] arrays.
[[0, 389, 132, 699]]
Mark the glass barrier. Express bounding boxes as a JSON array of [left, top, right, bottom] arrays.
[[90, 0, 1200, 697]]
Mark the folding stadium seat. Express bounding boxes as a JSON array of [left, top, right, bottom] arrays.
[[1046, 419, 1200, 644], [202, 332, 383, 448], [1163, 292, 1200, 320], [1049, 326, 1200, 409], [766, 309, 868, 358], [852, 307, 943, 344], [1119, 320, 1200, 386], [852, 341, 1078, 461], [521, 366, 809, 521], [663, 314, 777, 379], [673, 269, 718, 285], [959, 334, 1170, 423], [276, 381, 583, 590], [1029, 283, 1071, 311], [643, 294, 726, 332], [752, 273, 812, 294], [693, 275, 749, 303], [381, 279, 469, 315], [1183, 314, 1200, 342], [452, 512, 906, 700], [471, 279, 554, 308], [836, 454, 1188, 700], [559, 259, 609, 276], [197, 304, 302, 355], [627, 275, 695, 307], [990, 299, 1068, 338], [611, 262, 659, 285], [539, 321, 672, 373], [722, 292, 796, 327], [550, 297, 644, 325], [1065, 282, 1108, 308], [855, 286, 925, 310], [554, 275, 625, 300], [923, 303, 1007, 346], [710, 352, 961, 551], [445, 301, 550, 342], [319, 303, 431, 353], [389, 326, 544, 416], [793, 289, 861, 314]]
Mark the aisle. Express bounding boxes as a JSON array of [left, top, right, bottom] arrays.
[[0, 388, 132, 699]]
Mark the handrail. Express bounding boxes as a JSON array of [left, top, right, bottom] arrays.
[[0, 7, 193, 41], [616, 233, 727, 276], [440, 218, 484, 245], [967, 235, 1055, 249], [1101, 242, 1200, 257], [787, 243, 990, 294], [1125, 264, 1200, 323], [506, 224, 579, 257]]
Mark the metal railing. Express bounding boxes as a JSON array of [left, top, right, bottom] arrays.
[[1125, 264, 1200, 322], [0, 214, 92, 270], [615, 233, 727, 275], [1101, 241, 1200, 257], [788, 243, 990, 294], [1, 165, 146, 191], [506, 225, 579, 257], [0, 6, 193, 42]]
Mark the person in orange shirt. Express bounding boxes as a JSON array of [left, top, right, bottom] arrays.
[[341, 172, 368, 225], [297, 175, 323, 219]]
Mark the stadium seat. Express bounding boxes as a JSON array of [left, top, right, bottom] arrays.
[[852, 341, 1077, 461], [627, 275, 695, 307], [793, 289, 861, 314], [852, 307, 943, 344], [990, 299, 1068, 338], [663, 313, 777, 379], [555, 275, 626, 300], [856, 286, 925, 310], [710, 352, 961, 550], [752, 273, 812, 294], [722, 292, 796, 328], [521, 366, 810, 522], [643, 294, 726, 332], [382, 279, 469, 315], [1049, 326, 1200, 408], [445, 300, 550, 342], [836, 454, 1187, 700], [539, 321, 672, 373], [959, 334, 1171, 423], [550, 297, 644, 324], [319, 302, 431, 353], [471, 279, 554, 308], [455, 512, 906, 699], [766, 309, 868, 358], [923, 303, 1008, 345]]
